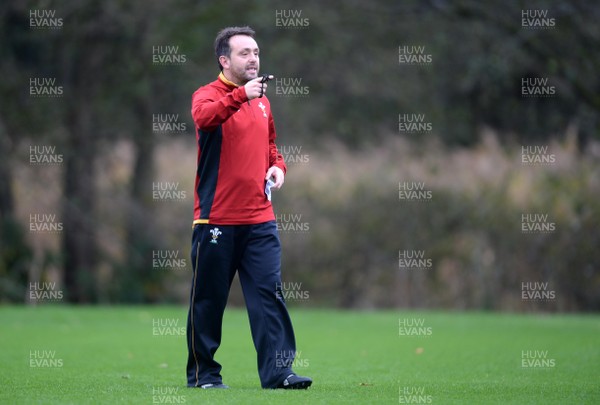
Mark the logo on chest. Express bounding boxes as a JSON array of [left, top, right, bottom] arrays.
[[258, 101, 268, 118]]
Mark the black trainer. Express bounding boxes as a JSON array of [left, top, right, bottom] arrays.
[[199, 383, 229, 389], [277, 373, 312, 389]]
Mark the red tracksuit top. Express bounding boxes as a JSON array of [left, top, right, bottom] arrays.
[[191, 73, 287, 225]]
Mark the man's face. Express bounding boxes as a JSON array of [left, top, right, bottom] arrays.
[[220, 35, 260, 85]]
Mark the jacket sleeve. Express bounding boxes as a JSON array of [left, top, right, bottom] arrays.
[[191, 85, 248, 131], [268, 112, 287, 174]]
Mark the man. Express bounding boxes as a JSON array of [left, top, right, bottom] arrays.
[[185, 26, 312, 390]]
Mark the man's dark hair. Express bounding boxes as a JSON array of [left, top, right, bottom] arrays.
[[214, 26, 255, 71]]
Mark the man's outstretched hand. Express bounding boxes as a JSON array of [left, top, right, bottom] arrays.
[[245, 75, 274, 100]]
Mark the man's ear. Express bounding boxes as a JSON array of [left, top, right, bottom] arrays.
[[219, 55, 229, 70]]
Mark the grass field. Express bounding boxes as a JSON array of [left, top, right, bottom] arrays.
[[0, 306, 598, 404]]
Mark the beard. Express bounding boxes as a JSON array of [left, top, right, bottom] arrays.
[[231, 63, 259, 84]]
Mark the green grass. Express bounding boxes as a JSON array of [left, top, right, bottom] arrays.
[[0, 306, 598, 404]]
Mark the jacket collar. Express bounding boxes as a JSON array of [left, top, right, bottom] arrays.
[[218, 72, 239, 88]]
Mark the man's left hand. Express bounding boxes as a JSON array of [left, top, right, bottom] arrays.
[[265, 166, 284, 189]]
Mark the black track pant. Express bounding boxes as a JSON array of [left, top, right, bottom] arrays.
[[186, 220, 296, 388]]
